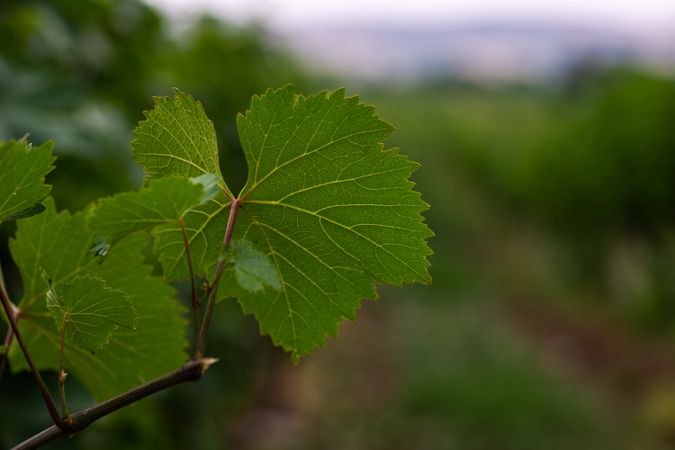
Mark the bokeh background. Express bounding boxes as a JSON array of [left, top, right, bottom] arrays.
[[2, 1, 675, 449]]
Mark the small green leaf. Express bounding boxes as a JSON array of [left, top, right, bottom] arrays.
[[45, 274, 136, 353], [89, 176, 205, 242], [227, 240, 281, 293], [0, 139, 55, 223], [191, 173, 222, 204]]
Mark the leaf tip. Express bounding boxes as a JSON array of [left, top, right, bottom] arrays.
[[290, 352, 302, 365]]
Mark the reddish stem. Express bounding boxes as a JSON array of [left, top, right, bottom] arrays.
[[194, 198, 240, 358]]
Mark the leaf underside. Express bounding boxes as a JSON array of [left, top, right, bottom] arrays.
[[133, 86, 433, 362], [0, 139, 55, 223]]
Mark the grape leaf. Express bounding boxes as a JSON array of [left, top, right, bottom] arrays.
[[89, 175, 207, 242], [0, 139, 55, 222], [133, 87, 433, 361], [132, 89, 229, 194], [45, 274, 136, 353], [8, 198, 188, 401], [132, 91, 233, 281]]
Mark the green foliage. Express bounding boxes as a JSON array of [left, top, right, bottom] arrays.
[[9, 199, 187, 400], [521, 71, 675, 234], [0, 84, 431, 449], [132, 87, 432, 361], [0, 139, 55, 222], [0, 1, 441, 448], [45, 274, 136, 353]]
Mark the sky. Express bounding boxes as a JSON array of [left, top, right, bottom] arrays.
[[146, 0, 675, 31]]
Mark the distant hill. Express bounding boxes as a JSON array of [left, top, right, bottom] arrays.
[[277, 21, 675, 83]]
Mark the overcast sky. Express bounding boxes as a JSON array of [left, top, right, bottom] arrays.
[[144, 0, 675, 82], [146, 0, 675, 32]]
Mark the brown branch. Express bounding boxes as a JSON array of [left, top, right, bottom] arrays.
[[194, 197, 240, 359], [12, 357, 217, 450], [0, 283, 65, 430]]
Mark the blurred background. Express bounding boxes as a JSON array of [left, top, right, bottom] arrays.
[[1, 0, 675, 448]]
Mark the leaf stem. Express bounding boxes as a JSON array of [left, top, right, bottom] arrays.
[[0, 259, 12, 381], [0, 284, 66, 430], [0, 310, 15, 382], [0, 259, 15, 381], [179, 217, 201, 349], [11, 357, 217, 450], [57, 316, 69, 418], [194, 197, 240, 359], [0, 258, 9, 299]]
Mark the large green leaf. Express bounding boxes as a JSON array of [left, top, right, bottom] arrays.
[[133, 87, 432, 361], [9, 198, 188, 401], [46, 274, 136, 353], [0, 139, 55, 222]]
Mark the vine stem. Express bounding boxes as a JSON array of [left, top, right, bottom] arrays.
[[0, 282, 66, 430], [194, 197, 240, 359], [12, 357, 217, 450]]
